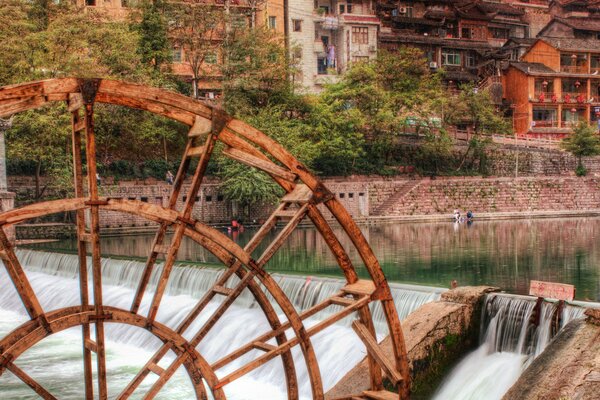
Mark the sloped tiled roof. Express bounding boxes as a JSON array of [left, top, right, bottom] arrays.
[[541, 38, 600, 52], [510, 62, 556, 75], [480, 1, 525, 16], [555, 17, 600, 32]]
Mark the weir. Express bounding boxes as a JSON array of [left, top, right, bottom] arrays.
[[433, 293, 587, 400], [0, 249, 442, 398]]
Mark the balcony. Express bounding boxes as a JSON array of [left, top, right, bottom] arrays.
[[560, 65, 588, 74], [533, 92, 556, 103], [532, 120, 558, 128], [314, 13, 340, 30], [562, 92, 587, 103]]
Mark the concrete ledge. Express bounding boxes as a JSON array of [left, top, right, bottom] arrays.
[[325, 286, 499, 399], [503, 316, 600, 400]]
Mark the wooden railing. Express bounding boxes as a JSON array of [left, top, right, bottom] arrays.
[[560, 65, 588, 74]]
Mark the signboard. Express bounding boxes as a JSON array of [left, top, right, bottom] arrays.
[[529, 280, 575, 301]]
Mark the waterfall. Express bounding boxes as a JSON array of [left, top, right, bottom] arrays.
[[433, 293, 587, 400], [0, 249, 443, 399]]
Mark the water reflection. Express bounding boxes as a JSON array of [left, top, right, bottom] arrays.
[[30, 217, 600, 301]]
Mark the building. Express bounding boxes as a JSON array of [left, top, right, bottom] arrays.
[[502, 38, 600, 138], [375, 1, 530, 86], [79, 0, 285, 99], [287, 0, 380, 92]]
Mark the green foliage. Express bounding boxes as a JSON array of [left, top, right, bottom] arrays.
[[561, 122, 600, 174], [134, 0, 170, 74], [219, 160, 283, 207], [576, 164, 588, 177]]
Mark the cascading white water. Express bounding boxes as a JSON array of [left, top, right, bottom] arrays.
[[0, 249, 444, 399], [433, 293, 586, 400]]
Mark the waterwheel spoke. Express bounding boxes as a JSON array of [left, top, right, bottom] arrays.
[[69, 94, 94, 400], [146, 120, 220, 323], [214, 291, 372, 388], [6, 363, 57, 400], [0, 228, 45, 323], [80, 88, 109, 400]]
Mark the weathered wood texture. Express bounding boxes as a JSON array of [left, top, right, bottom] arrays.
[[0, 78, 409, 400]]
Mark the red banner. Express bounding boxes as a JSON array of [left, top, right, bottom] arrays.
[[529, 280, 575, 301]]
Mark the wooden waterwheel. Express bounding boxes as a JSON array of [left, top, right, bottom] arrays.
[[0, 79, 409, 399]]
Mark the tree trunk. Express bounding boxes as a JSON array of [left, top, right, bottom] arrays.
[[35, 159, 41, 199]]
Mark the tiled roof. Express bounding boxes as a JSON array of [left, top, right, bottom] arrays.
[[509, 62, 556, 75], [379, 33, 496, 51], [480, 1, 526, 16], [555, 17, 600, 32], [540, 38, 600, 52]]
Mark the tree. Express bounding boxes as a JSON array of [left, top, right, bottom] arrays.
[[134, 0, 171, 75], [166, 2, 225, 98], [561, 122, 600, 176], [445, 83, 511, 172]]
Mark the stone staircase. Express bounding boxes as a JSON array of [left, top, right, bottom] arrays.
[[373, 177, 600, 216], [372, 180, 423, 216]]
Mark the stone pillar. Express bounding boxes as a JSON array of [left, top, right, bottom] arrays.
[[0, 118, 16, 242]]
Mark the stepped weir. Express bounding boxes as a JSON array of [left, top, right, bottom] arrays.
[[0, 79, 411, 399]]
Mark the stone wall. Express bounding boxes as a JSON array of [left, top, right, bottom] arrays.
[[379, 176, 600, 216], [325, 286, 499, 399]]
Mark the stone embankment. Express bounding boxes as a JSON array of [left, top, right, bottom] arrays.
[[10, 174, 600, 239], [503, 309, 600, 400], [325, 286, 499, 400]]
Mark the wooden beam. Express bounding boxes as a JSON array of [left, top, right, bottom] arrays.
[[222, 146, 297, 182], [352, 321, 403, 385], [363, 390, 399, 400], [7, 363, 58, 400]]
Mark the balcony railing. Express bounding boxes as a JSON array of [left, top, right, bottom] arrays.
[[562, 120, 585, 128], [562, 92, 587, 103], [560, 65, 588, 74], [533, 92, 556, 102], [532, 120, 558, 128]]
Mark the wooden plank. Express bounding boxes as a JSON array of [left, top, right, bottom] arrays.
[[68, 93, 83, 112], [274, 209, 298, 218], [84, 338, 98, 353], [6, 363, 58, 400], [73, 119, 86, 132], [330, 296, 356, 307], [343, 280, 376, 296], [153, 244, 170, 254], [252, 341, 276, 352], [189, 116, 211, 137], [213, 285, 234, 296], [222, 147, 297, 182], [281, 184, 312, 203], [147, 362, 165, 376], [187, 146, 205, 157], [363, 390, 399, 400], [529, 280, 575, 301], [352, 321, 403, 385], [79, 233, 93, 243]]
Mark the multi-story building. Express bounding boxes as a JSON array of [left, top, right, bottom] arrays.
[[287, 0, 380, 92], [79, 0, 285, 99], [375, 1, 529, 86], [502, 38, 600, 138]]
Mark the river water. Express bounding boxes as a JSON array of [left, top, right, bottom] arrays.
[[32, 217, 600, 301]]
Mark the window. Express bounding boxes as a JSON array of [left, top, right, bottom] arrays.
[[532, 107, 557, 127], [347, 0, 353, 13], [205, 195, 212, 202], [141, 197, 148, 202], [268, 16, 276, 30], [172, 48, 182, 63], [348, 193, 354, 198], [293, 19, 302, 32], [217, 195, 224, 201], [339, 4, 345, 13], [466, 54, 475, 67], [442, 50, 461, 66], [232, 15, 247, 29], [352, 27, 369, 45], [490, 27, 509, 40], [195, 196, 200, 202], [205, 52, 217, 64], [292, 46, 302, 62], [339, 193, 345, 198], [317, 57, 327, 74], [86, 0, 96, 5]]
